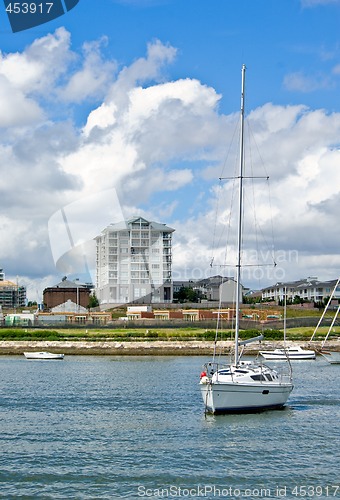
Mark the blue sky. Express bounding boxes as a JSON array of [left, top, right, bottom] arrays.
[[1, 0, 340, 301], [3, 0, 340, 114]]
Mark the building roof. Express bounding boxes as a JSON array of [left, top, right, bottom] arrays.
[[45, 278, 88, 290], [98, 216, 175, 235], [194, 275, 234, 288], [0, 280, 17, 288], [262, 277, 339, 292], [51, 300, 88, 313]]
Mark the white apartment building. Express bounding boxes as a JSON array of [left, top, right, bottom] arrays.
[[95, 217, 174, 305], [262, 277, 340, 303]]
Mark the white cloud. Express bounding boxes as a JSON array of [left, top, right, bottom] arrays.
[[283, 71, 332, 92], [0, 28, 72, 94], [301, 0, 340, 6], [68, 72, 223, 200], [332, 64, 340, 74], [170, 103, 340, 290], [61, 37, 117, 103], [0, 76, 43, 126]]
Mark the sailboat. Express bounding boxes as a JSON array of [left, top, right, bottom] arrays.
[[309, 278, 340, 364], [319, 316, 340, 364], [199, 65, 294, 414], [259, 288, 316, 360]]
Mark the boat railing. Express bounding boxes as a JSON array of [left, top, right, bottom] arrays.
[[261, 361, 293, 384], [203, 361, 228, 377], [203, 359, 292, 384]]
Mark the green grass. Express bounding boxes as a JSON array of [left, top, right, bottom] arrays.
[[1, 325, 337, 342]]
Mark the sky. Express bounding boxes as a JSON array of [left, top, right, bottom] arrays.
[[1, 0, 340, 302]]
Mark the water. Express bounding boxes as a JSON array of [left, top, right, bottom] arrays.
[[0, 355, 339, 499]]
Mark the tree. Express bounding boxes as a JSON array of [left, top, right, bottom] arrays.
[[173, 286, 200, 303], [88, 292, 99, 309], [293, 295, 304, 304]]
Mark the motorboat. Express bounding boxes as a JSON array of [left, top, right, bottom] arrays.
[[260, 287, 315, 361], [24, 351, 64, 360], [199, 65, 293, 414], [259, 345, 316, 361]]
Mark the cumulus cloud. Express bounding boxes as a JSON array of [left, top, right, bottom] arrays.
[[64, 66, 223, 202], [169, 103, 340, 289], [60, 37, 117, 102], [0, 28, 72, 95], [0, 77, 43, 126]]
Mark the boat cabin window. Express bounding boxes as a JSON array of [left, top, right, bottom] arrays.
[[250, 374, 266, 381], [234, 369, 248, 374]]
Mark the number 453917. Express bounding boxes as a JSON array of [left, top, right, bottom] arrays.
[[291, 485, 339, 497], [5, 3, 54, 14]]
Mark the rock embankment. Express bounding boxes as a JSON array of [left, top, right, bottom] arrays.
[[0, 340, 337, 356]]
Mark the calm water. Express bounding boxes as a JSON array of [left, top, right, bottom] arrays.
[[0, 355, 339, 499]]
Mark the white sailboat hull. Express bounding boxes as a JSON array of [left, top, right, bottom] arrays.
[[200, 380, 293, 414], [259, 346, 315, 361], [24, 351, 64, 360]]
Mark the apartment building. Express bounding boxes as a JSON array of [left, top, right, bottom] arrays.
[[95, 217, 174, 305], [0, 268, 26, 308], [262, 277, 340, 303]]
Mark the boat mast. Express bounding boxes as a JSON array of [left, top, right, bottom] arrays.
[[234, 64, 246, 365], [309, 276, 340, 343], [283, 286, 287, 347]]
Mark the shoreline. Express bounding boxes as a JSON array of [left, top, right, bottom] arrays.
[[0, 340, 338, 356]]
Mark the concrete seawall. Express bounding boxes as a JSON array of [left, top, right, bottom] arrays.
[[1, 340, 338, 356]]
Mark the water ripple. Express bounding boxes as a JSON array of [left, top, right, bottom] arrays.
[[0, 355, 339, 498]]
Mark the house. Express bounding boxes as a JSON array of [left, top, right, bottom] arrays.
[[262, 277, 340, 303], [43, 277, 91, 310], [193, 275, 240, 303]]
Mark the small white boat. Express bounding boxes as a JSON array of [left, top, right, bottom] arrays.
[[24, 351, 64, 360], [259, 287, 315, 361], [259, 345, 316, 361]]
